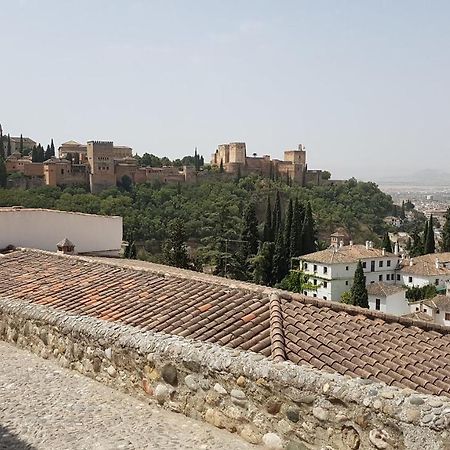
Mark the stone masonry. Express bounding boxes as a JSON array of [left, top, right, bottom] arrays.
[[0, 297, 449, 450]]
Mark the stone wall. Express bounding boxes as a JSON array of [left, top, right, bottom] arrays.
[[0, 297, 448, 450]]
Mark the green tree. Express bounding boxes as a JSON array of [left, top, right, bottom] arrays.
[[272, 191, 282, 236], [6, 134, 11, 157], [442, 207, 450, 252], [240, 202, 259, 258], [0, 129, 4, 160], [340, 290, 352, 305], [272, 227, 288, 284], [424, 215, 436, 254], [219, 158, 224, 173], [119, 175, 133, 192], [19, 134, 24, 155], [275, 270, 309, 293], [0, 159, 7, 188], [409, 230, 423, 257], [162, 218, 190, 268], [253, 241, 274, 286], [382, 232, 393, 253], [263, 195, 273, 242], [400, 200, 406, 219], [349, 261, 369, 308], [301, 201, 317, 255], [290, 198, 304, 257], [283, 198, 293, 261]]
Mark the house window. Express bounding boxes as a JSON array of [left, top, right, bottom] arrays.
[[435, 279, 439, 286], [387, 260, 391, 267], [313, 279, 317, 286], [397, 274, 401, 281], [362, 262, 367, 269], [379, 261, 384, 268], [323, 281, 328, 288], [445, 313, 450, 321], [386, 274, 390, 281], [375, 299, 381, 310], [313, 293, 317, 298], [408, 277, 413, 283], [346, 266, 349, 271], [303, 291, 307, 296], [379, 274, 383, 282], [313, 264, 317, 272], [323, 296, 327, 300], [424, 309, 427, 313], [415, 307, 419, 311], [345, 281, 349, 286], [304, 263, 308, 270], [323, 266, 328, 274]]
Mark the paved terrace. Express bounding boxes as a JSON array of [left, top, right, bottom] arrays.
[[0, 341, 258, 450]]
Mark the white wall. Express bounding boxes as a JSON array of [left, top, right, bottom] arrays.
[[368, 291, 409, 315], [400, 273, 448, 289], [0, 208, 122, 255]]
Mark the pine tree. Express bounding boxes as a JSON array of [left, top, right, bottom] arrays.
[[442, 207, 450, 252], [19, 134, 24, 155], [6, 134, 11, 156], [263, 195, 273, 242], [241, 202, 259, 258], [424, 215, 436, 254], [290, 198, 304, 257], [0, 159, 7, 188], [301, 201, 317, 255], [253, 242, 275, 286], [272, 191, 282, 236], [283, 199, 293, 261], [162, 218, 190, 268], [382, 232, 393, 253], [349, 261, 369, 308]]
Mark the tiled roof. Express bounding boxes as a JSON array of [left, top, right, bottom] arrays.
[[301, 245, 395, 264], [403, 312, 434, 322], [400, 253, 450, 276], [424, 295, 450, 310], [366, 282, 407, 297], [1, 249, 450, 397]]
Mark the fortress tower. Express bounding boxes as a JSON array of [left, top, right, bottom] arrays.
[[87, 141, 116, 193]]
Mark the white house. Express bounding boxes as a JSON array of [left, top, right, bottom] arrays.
[[0, 207, 123, 256], [366, 282, 409, 315], [408, 295, 450, 327], [299, 242, 400, 302], [399, 253, 450, 292]]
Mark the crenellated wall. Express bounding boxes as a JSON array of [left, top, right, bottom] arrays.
[[0, 297, 448, 450]]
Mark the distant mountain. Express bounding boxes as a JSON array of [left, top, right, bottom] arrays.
[[376, 169, 450, 186]]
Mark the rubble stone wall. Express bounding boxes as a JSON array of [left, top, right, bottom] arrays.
[[0, 297, 448, 450]]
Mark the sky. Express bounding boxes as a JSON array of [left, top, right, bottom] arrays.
[[1, 0, 449, 180]]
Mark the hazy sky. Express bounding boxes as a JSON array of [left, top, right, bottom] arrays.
[[1, 0, 449, 180]]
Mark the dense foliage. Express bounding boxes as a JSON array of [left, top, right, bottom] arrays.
[[0, 176, 395, 277], [406, 285, 437, 302]]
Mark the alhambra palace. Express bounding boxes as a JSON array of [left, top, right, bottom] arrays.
[[6, 138, 339, 192]]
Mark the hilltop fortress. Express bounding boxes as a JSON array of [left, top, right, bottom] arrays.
[[211, 142, 335, 186], [6, 139, 341, 192]]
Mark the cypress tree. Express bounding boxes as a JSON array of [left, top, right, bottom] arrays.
[[410, 230, 423, 257], [0, 129, 4, 160], [382, 232, 393, 253], [290, 198, 304, 257], [350, 261, 369, 308], [50, 138, 55, 156], [400, 200, 406, 219], [0, 159, 7, 188], [6, 134, 11, 156], [423, 220, 428, 253], [263, 195, 273, 242], [219, 158, 224, 173], [442, 207, 450, 252], [272, 228, 288, 284], [283, 199, 293, 261], [301, 201, 317, 255], [241, 202, 259, 258], [44, 145, 52, 160], [19, 134, 24, 155], [272, 191, 282, 236], [424, 215, 436, 254], [253, 241, 275, 286], [31, 146, 38, 162]]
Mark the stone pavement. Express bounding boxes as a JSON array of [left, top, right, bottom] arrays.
[[0, 341, 260, 450]]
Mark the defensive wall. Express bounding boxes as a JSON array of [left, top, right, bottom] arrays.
[[0, 297, 448, 450]]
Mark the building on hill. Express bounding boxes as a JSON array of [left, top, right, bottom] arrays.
[[210, 142, 338, 186], [409, 295, 450, 327], [0, 248, 450, 398], [366, 282, 409, 315], [5, 153, 44, 177], [0, 207, 122, 256], [399, 253, 450, 291], [299, 242, 400, 302], [7, 136, 37, 154]]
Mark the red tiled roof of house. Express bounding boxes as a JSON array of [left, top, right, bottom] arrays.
[[1, 249, 450, 397]]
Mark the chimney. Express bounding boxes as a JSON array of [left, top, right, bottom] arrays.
[[436, 258, 440, 269], [382, 248, 386, 256], [339, 240, 344, 248], [349, 240, 353, 246], [56, 237, 75, 255], [394, 243, 399, 256], [409, 258, 414, 267], [365, 241, 370, 250]]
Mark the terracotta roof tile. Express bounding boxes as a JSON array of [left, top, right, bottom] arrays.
[[1, 249, 450, 397]]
